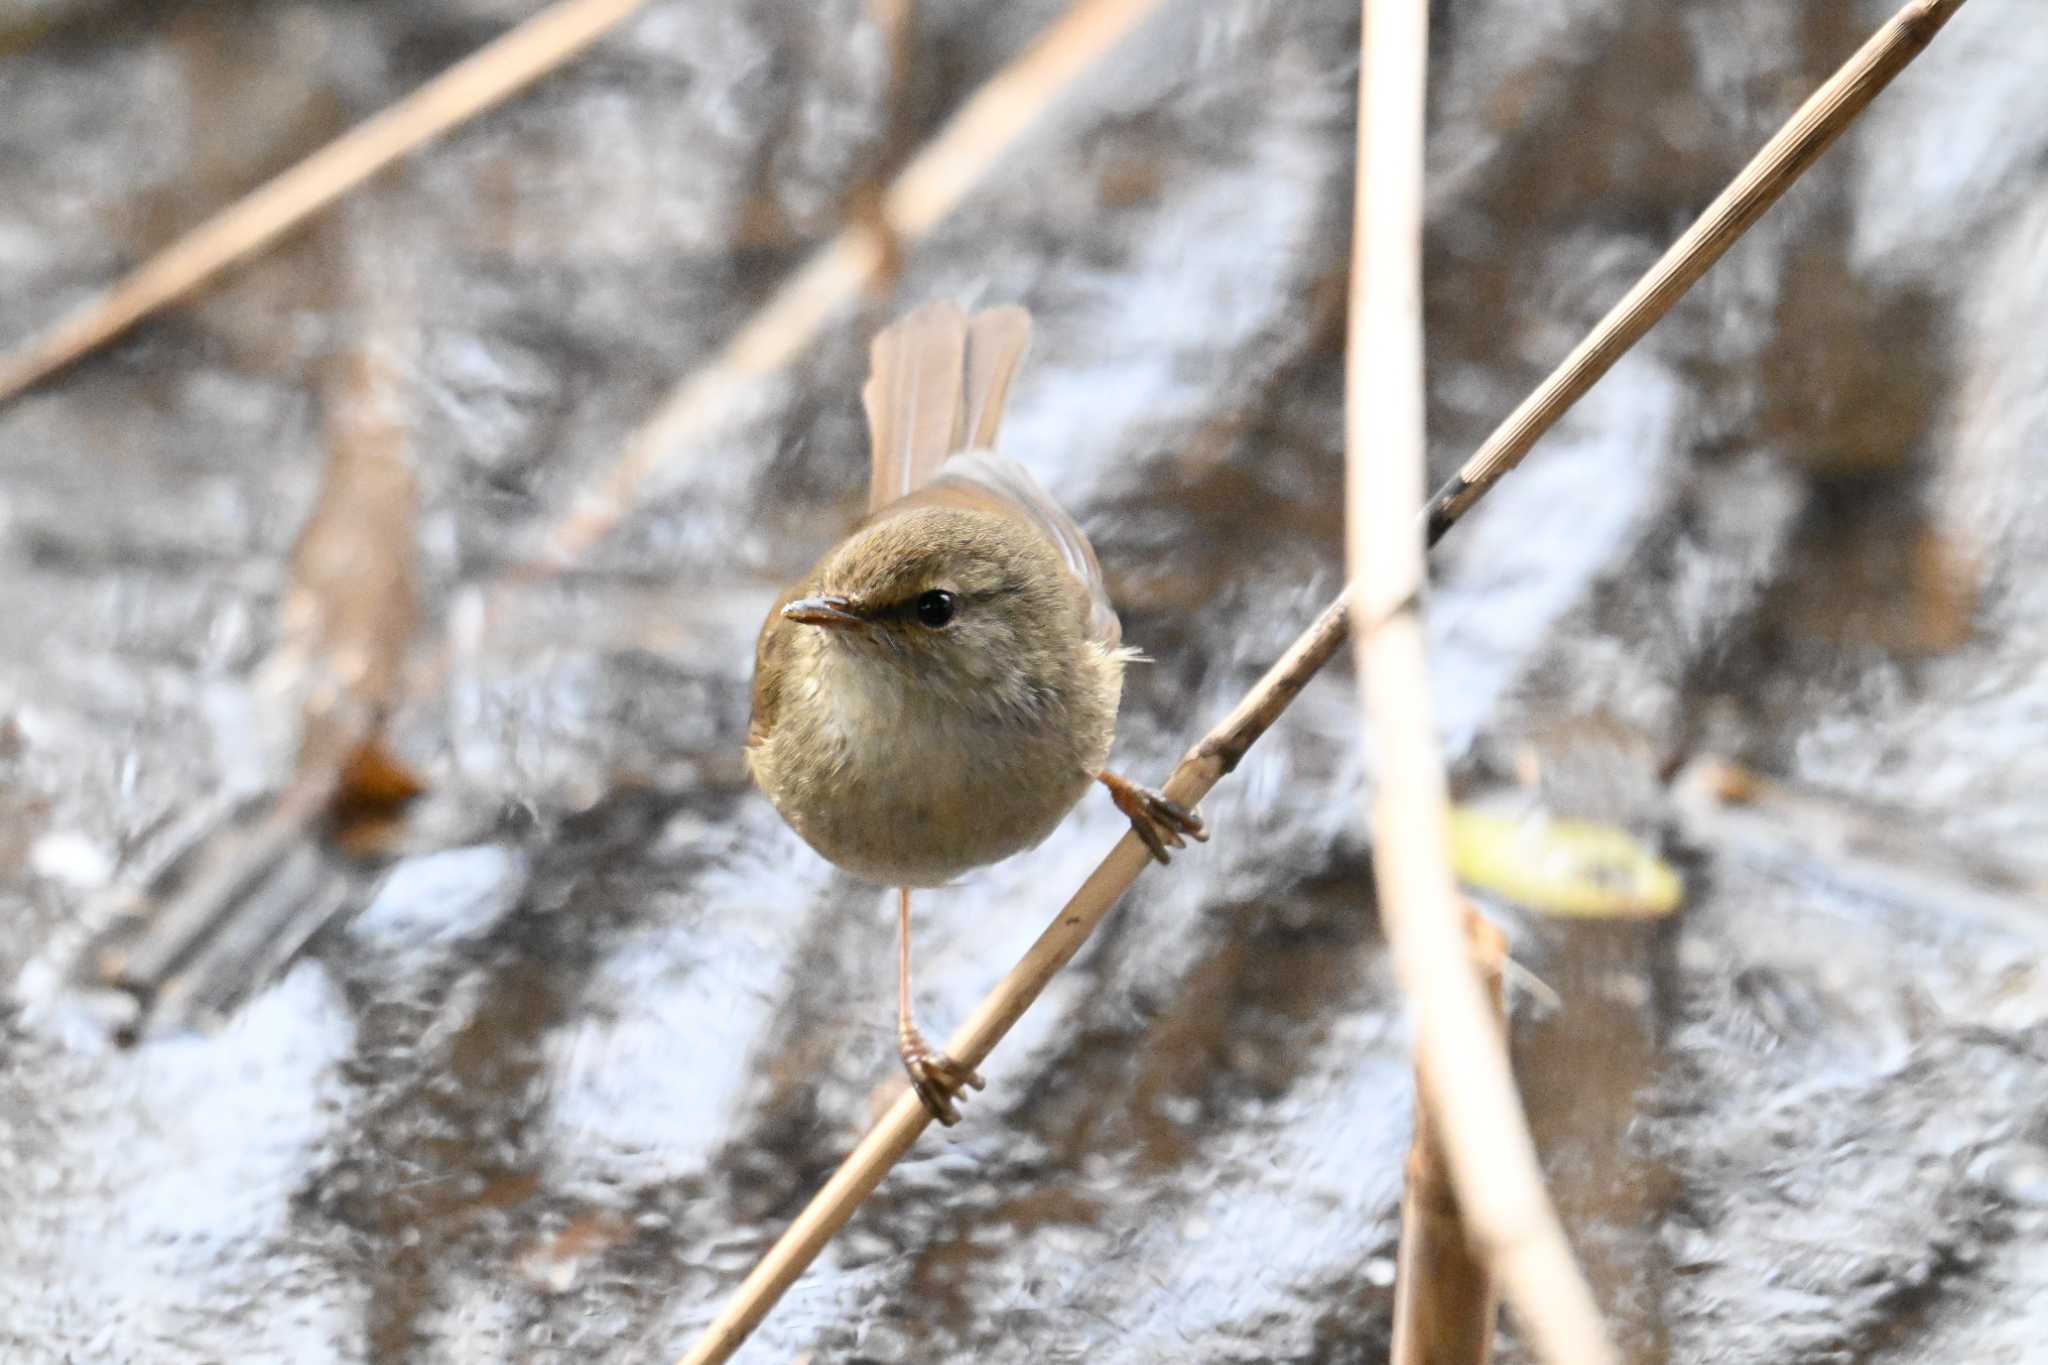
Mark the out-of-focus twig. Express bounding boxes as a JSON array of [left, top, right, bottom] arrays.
[[1421, 0, 1972, 540], [0, 0, 654, 404], [847, 0, 917, 294], [88, 318, 423, 1038], [1347, 0, 1613, 1360], [529, 0, 1169, 572], [267, 344, 423, 775], [1392, 909, 1506, 1365], [671, 1, 1970, 1358]]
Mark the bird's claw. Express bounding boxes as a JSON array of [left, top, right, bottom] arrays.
[[1103, 774, 1208, 865], [901, 1038, 985, 1126]]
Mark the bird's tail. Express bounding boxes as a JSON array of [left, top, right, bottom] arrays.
[[861, 301, 1033, 513]]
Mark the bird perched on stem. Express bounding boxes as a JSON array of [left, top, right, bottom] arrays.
[[747, 300, 1204, 1124]]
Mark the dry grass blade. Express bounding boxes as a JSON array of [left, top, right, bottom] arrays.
[[1422, 0, 1972, 539], [1391, 910, 1506, 1365], [1348, 0, 1613, 1361], [531, 0, 1171, 571], [672, 1, 1971, 1358], [0, 0, 653, 405]]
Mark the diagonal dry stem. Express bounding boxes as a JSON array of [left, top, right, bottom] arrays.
[[1349, 0, 1610, 1359], [0, 0, 655, 405], [1421, 0, 1971, 539], [670, 1, 1972, 1360]]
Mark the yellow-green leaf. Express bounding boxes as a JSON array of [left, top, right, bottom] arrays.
[[1448, 805, 1683, 919]]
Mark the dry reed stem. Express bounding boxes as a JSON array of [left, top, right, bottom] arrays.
[[0, 0, 655, 405], [531, 0, 1170, 571], [1391, 909, 1505, 1365], [1348, 1, 1613, 1361], [1420, 0, 1972, 540], [671, 1, 1969, 1359]]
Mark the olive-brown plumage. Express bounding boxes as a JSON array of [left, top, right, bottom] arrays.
[[746, 301, 1204, 1124]]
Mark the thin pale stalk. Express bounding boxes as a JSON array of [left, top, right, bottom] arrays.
[[1421, 0, 1971, 539], [1391, 910, 1506, 1365], [1347, 0, 1614, 1360], [0, 0, 655, 404]]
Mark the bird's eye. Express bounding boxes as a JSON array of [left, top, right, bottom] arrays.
[[915, 589, 957, 628]]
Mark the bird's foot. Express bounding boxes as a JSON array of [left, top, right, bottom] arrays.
[[1099, 770, 1208, 864], [899, 1026, 985, 1127]]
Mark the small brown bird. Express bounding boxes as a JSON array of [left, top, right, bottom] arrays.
[[747, 301, 1205, 1124]]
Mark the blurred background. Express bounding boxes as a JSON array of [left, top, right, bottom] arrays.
[[3, 0, 2047, 1360]]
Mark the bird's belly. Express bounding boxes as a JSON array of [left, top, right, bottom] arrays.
[[765, 714, 1096, 889]]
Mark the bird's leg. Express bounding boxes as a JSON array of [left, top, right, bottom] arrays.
[[1097, 769, 1208, 865], [896, 886, 984, 1125]]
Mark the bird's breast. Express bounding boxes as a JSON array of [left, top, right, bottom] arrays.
[[752, 646, 1113, 887]]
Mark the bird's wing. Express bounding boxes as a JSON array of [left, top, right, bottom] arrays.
[[917, 453, 1122, 649], [746, 582, 805, 750]]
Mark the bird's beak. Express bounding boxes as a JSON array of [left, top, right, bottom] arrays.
[[781, 594, 866, 629]]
